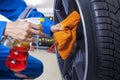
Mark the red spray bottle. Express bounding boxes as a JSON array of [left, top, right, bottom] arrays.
[[5, 40, 30, 72]]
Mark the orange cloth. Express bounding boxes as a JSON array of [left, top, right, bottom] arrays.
[[53, 11, 81, 60]]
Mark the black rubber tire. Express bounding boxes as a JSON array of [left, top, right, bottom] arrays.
[[54, 0, 120, 80]]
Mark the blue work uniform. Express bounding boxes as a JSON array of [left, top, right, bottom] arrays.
[[0, 0, 54, 79]]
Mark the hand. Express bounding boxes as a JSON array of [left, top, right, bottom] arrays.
[[50, 23, 62, 33], [4, 21, 46, 42]]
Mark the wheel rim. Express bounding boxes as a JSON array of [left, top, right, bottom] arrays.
[[76, 0, 88, 80]]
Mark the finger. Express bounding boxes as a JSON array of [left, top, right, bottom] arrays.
[[24, 37, 34, 42], [51, 23, 62, 33], [30, 23, 40, 30], [51, 26, 60, 33], [39, 31, 47, 37], [29, 28, 47, 37], [39, 26, 43, 31], [56, 23, 62, 30], [29, 28, 40, 35], [16, 34, 33, 42], [26, 34, 33, 38]]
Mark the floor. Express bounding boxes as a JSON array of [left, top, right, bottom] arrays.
[[29, 49, 62, 80]]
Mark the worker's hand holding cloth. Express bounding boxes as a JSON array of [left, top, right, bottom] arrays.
[[52, 11, 81, 60]]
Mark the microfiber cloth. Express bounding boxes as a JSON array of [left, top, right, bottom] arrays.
[[53, 11, 80, 60]]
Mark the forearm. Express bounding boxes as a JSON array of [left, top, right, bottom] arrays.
[[0, 21, 11, 49]]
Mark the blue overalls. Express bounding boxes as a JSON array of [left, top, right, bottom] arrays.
[[0, 0, 54, 79]]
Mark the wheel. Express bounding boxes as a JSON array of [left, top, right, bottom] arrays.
[[54, 0, 120, 80]]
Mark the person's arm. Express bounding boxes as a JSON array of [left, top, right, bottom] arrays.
[[4, 21, 46, 42]]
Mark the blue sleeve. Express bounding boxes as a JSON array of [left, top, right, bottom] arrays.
[[0, 21, 6, 41], [27, 9, 45, 18], [0, 21, 10, 52], [0, 0, 27, 21], [0, 44, 10, 54]]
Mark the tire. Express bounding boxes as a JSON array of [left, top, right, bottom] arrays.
[[54, 0, 120, 80]]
